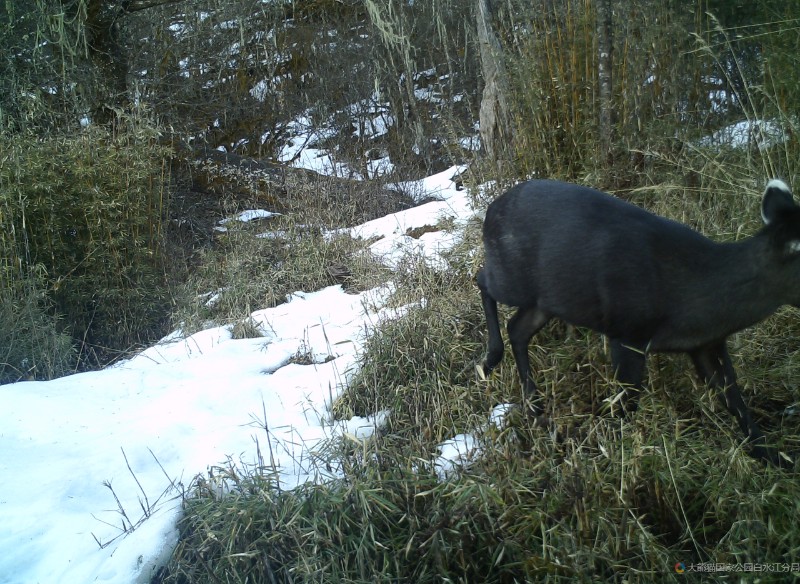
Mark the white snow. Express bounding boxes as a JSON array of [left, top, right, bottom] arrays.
[[433, 404, 513, 480], [215, 209, 281, 232], [698, 119, 789, 150], [366, 155, 394, 178], [0, 158, 497, 584]]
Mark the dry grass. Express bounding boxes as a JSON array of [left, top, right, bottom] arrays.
[[171, 171, 401, 334], [161, 175, 800, 583], [0, 116, 171, 374], [161, 14, 800, 580]]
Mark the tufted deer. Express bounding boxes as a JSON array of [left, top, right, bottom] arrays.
[[477, 179, 798, 465]]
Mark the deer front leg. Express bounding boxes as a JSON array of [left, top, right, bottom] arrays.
[[690, 342, 782, 466]]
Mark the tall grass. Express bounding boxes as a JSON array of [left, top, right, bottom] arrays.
[[0, 115, 172, 375], [160, 6, 800, 582], [162, 209, 799, 582], [0, 271, 76, 383], [170, 170, 403, 334], [494, 0, 762, 187]]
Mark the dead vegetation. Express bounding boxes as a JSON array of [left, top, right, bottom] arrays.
[[1, 1, 798, 581], [163, 178, 799, 583]]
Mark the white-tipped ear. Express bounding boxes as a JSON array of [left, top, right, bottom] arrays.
[[767, 179, 791, 191], [762, 179, 795, 225]]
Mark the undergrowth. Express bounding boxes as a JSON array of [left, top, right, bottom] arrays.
[[0, 117, 171, 376], [0, 273, 77, 382], [171, 173, 399, 334], [169, 428, 798, 583], [162, 172, 800, 583], [59, 6, 800, 582]]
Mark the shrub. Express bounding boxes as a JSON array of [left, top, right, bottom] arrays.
[[0, 119, 172, 370], [0, 271, 76, 383]]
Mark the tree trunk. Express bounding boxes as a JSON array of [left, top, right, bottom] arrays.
[[365, 0, 426, 163], [476, 0, 511, 167], [84, 0, 128, 124], [596, 0, 614, 166], [82, 0, 182, 125]]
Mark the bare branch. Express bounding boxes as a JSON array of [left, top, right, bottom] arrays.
[[124, 0, 183, 14]]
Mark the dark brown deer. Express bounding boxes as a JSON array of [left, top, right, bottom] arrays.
[[477, 179, 797, 465]]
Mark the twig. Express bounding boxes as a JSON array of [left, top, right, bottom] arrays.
[[121, 447, 150, 517]]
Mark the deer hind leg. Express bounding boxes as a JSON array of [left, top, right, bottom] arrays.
[[477, 269, 504, 375], [507, 307, 550, 414]]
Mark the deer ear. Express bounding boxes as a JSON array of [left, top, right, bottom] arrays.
[[762, 179, 796, 225], [788, 240, 800, 255]]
